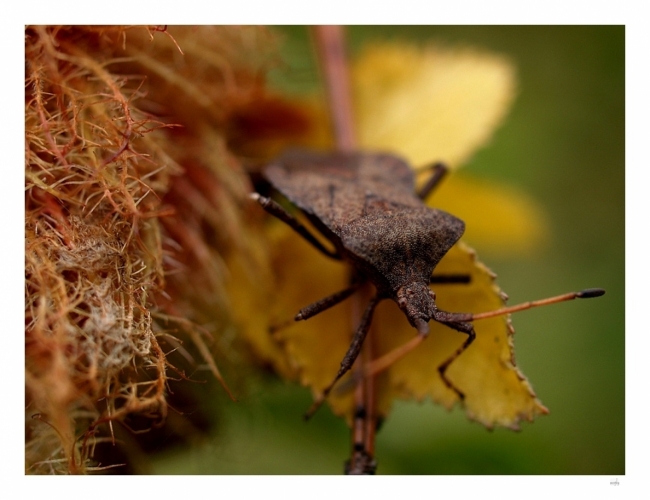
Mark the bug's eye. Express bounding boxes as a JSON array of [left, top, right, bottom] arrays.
[[398, 297, 407, 308]]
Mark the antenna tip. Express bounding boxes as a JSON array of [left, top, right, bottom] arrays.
[[577, 288, 606, 299]]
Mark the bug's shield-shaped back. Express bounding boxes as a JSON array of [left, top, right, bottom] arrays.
[[264, 150, 421, 232], [264, 150, 465, 286]]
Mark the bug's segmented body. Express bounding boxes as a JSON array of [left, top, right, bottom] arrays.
[[264, 150, 465, 323], [253, 148, 604, 417]]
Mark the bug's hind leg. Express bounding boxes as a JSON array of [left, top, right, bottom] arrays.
[[250, 193, 342, 260], [416, 161, 449, 200]]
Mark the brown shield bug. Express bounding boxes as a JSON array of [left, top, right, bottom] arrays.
[[251, 148, 605, 417]]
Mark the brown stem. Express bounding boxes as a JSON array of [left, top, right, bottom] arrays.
[[313, 25, 357, 152], [314, 25, 378, 474]]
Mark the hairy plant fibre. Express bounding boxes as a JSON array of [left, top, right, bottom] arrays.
[[25, 25, 279, 474]]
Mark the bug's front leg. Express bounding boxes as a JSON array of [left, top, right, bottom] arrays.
[[432, 311, 476, 401], [362, 309, 475, 401], [250, 193, 342, 260], [304, 295, 382, 419]]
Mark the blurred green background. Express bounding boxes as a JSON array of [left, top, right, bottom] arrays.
[[151, 26, 624, 475]]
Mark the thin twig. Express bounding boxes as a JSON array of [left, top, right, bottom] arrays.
[[313, 25, 378, 474]]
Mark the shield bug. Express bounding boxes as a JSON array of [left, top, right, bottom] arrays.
[[251, 148, 605, 416]]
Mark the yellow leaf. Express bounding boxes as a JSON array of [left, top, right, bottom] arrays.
[[226, 246, 295, 379], [353, 43, 516, 169], [374, 242, 548, 429], [423, 172, 549, 256]]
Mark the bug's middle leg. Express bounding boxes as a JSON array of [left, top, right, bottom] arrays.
[[430, 273, 471, 285], [294, 283, 362, 321], [269, 282, 363, 335]]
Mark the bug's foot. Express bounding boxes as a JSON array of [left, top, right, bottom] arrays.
[[304, 394, 326, 420]]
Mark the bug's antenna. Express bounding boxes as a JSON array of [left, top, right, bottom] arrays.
[[469, 288, 605, 321], [364, 288, 606, 379]]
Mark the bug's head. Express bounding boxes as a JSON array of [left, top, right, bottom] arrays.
[[395, 282, 437, 335]]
